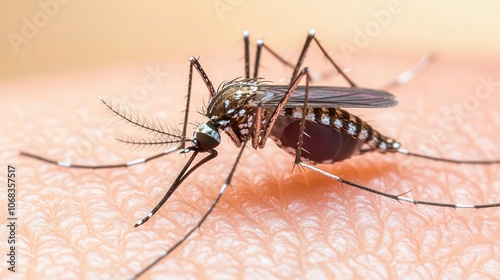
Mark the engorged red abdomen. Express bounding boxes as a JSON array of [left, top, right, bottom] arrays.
[[272, 118, 363, 163]]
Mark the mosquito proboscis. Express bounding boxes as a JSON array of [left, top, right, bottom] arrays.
[[20, 30, 499, 278]]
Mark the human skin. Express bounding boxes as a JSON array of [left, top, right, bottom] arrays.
[[2, 50, 500, 279]]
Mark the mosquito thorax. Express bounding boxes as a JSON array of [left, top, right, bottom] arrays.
[[193, 121, 221, 150], [204, 79, 270, 147], [206, 79, 263, 123]]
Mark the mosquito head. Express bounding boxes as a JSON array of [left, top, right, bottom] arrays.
[[193, 121, 221, 150]]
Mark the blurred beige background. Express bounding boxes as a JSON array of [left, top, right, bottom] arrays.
[[1, 0, 499, 81], [2, 2, 499, 279]]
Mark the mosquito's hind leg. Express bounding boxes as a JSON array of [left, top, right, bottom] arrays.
[[309, 33, 434, 88], [299, 162, 500, 209]]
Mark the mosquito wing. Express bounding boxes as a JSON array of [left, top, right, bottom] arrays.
[[259, 85, 397, 108]]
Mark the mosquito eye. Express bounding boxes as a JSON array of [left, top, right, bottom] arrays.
[[194, 122, 221, 150]]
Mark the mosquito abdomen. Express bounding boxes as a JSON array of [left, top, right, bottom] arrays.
[[270, 107, 400, 163], [273, 117, 363, 162]]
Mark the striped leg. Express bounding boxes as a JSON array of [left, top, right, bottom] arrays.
[[300, 162, 500, 209]]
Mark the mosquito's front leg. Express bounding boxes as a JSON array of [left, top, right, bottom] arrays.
[[188, 56, 216, 98], [20, 148, 181, 169], [134, 149, 218, 227], [133, 142, 247, 279], [20, 60, 202, 169]]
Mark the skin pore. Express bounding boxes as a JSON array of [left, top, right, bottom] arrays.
[[5, 50, 500, 279]]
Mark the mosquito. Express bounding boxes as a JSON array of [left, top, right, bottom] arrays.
[[21, 30, 500, 278]]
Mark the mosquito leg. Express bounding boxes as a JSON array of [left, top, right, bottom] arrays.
[[397, 149, 500, 164], [132, 142, 248, 279], [300, 162, 500, 209], [311, 36, 357, 87], [243, 30, 250, 79], [258, 30, 427, 89], [134, 149, 218, 227], [20, 59, 202, 169], [244, 31, 288, 79], [20, 147, 181, 169], [289, 30, 317, 85], [181, 58, 195, 149], [256, 40, 296, 78], [379, 54, 435, 90], [21, 88, 193, 169], [253, 38, 262, 79], [183, 54, 238, 136], [259, 68, 309, 148], [251, 103, 263, 149], [253, 37, 296, 78], [254, 31, 353, 85], [314, 37, 434, 89], [294, 68, 311, 165], [256, 30, 356, 86], [188, 57, 216, 98]]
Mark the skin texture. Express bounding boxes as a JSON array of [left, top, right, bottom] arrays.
[[2, 49, 500, 279]]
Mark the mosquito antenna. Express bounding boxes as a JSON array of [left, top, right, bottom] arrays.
[[115, 133, 190, 149], [97, 96, 186, 140], [398, 148, 500, 164]]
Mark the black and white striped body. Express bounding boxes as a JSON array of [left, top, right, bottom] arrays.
[[270, 107, 400, 163], [205, 79, 270, 148], [204, 79, 400, 164]]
